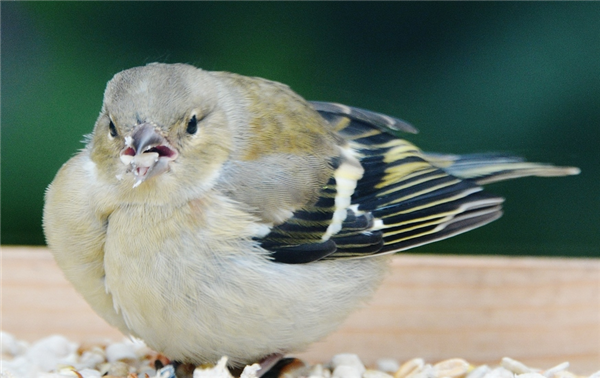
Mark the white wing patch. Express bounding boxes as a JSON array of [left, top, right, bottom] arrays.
[[321, 147, 364, 241]]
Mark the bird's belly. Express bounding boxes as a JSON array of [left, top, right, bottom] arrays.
[[103, 203, 390, 366]]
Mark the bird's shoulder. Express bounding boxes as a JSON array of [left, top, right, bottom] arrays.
[[214, 71, 340, 151]]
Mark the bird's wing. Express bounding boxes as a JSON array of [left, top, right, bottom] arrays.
[[256, 102, 577, 263], [254, 103, 497, 263]]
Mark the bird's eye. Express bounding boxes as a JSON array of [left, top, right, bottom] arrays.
[[186, 115, 198, 134], [109, 120, 118, 138]]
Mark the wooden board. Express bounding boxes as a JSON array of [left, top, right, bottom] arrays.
[[2, 247, 598, 374]]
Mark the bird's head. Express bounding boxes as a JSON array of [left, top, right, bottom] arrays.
[[88, 63, 237, 203]]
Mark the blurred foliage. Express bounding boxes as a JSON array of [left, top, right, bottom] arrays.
[[2, 2, 599, 256]]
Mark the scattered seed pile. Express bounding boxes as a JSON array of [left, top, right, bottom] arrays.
[[1, 332, 598, 378]]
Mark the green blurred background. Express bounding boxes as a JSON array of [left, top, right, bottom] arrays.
[[2, 2, 599, 256]]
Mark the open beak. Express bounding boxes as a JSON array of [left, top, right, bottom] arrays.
[[119, 123, 178, 188]]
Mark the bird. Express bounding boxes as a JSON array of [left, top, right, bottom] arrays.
[[43, 62, 579, 374]]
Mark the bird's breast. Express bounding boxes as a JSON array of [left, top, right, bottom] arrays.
[[100, 193, 268, 332], [99, 193, 390, 365]]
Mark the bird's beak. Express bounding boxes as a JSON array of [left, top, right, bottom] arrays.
[[119, 123, 178, 188]]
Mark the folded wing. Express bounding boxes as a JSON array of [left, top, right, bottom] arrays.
[[255, 102, 579, 263]]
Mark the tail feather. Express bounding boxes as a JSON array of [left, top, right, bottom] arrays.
[[424, 152, 580, 185]]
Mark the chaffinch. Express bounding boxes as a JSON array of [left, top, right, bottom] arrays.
[[43, 63, 579, 370]]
